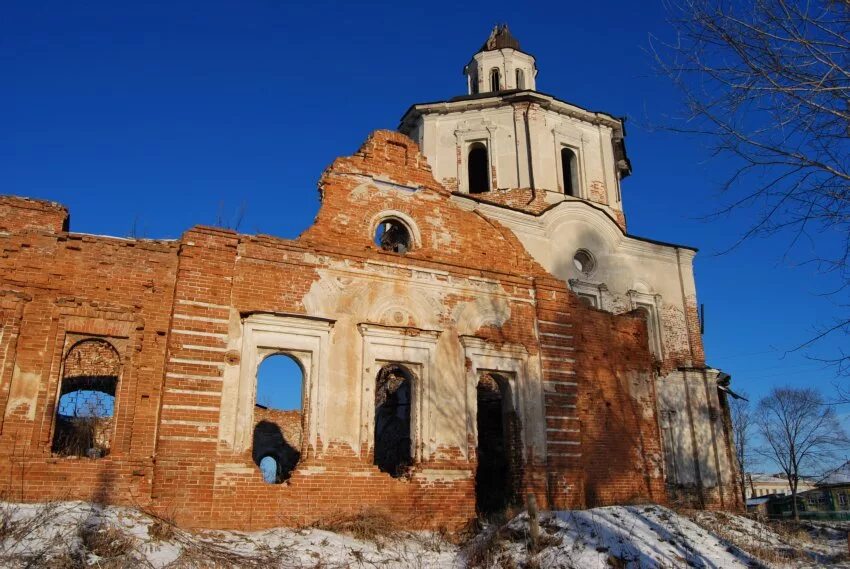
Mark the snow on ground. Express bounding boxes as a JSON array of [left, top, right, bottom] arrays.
[[0, 500, 846, 568]]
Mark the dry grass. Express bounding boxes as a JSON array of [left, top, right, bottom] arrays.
[[682, 509, 810, 566], [79, 520, 136, 559], [311, 509, 399, 544]]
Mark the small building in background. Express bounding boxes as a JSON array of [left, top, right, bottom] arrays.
[[745, 473, 814, 499]]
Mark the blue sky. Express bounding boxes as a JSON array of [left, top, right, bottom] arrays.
[[3, 1, 848, 455]]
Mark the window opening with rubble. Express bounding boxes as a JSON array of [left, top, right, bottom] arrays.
[[374, 218, 412, 254], [252, 353, 303, 484], [468, 142, 490, 194], [475, 373, 521, 517], [374, 363, 414, 478], [52, 338, 120, 458]]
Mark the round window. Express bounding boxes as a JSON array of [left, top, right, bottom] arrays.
[[573, 249, 596, 276]]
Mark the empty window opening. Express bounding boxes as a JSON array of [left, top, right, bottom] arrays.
[[516, 68, 525, 89], [561, 147, 579, 196], [374, 363, 414, 478], [490, 68, 501, 92], [252, 353, 303, 483], [468, 143, 490, 194], [374, 219, 412, 254], [475, 373, 521, 518], [471, 71, 479, 94], [259, 455, 278, 484], [573, 249, 596, 276], [52, 339, 120, 458]]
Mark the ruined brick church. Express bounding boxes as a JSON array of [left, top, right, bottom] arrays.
[[0, 26, 741, 529]]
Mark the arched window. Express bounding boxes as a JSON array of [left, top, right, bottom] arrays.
[[561, 147, 578, 196], [471, 71, 479, 95], [374, 364, 414, 477], [515, 68, 525, 89], [490, 68, 501, 92], [252, 353, 303, 483], [475, 373, 521, 517], [374, 218, 412, 254], [52, 339, 120, 458], [468, 143, 489, 194]]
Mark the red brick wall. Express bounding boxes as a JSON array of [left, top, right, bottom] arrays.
[[0, 130, 671, 530], [0, 196, 68, 234]]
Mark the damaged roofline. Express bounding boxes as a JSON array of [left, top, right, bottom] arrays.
[[453, 191, 699, 253]]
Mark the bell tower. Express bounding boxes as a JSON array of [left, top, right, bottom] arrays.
[[400, 24, 630, 228], [464, 25, 537, 94]]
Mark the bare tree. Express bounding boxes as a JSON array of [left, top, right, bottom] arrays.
[[755, 387, 847, 520], [654, 1, 850, 371], [730, 394, 754, 504]]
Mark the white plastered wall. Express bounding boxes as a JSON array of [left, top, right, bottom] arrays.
[[465, 49, 537, 94], [411, 100, 623, 213]]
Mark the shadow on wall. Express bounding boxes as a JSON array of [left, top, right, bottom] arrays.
[[574, 299, 663, 507], [252, 419, 300, 484]]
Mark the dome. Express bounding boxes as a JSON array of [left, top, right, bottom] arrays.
[[479, 24, 521, 52]]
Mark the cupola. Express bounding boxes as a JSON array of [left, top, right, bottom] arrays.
[[463, 25, 537, 95]]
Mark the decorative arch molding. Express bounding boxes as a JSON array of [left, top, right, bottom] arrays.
[[367, 291, 440, 330], [368, 209, 423, 250], [543, 204, 625, 256], [452, 295, 511, 336]]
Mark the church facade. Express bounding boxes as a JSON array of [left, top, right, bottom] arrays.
[[0, 26, 741, 530]]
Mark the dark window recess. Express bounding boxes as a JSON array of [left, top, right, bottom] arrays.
[[252, 354, 303, 483], [52, 339, 121, 458], [375, 219, 412, 254], [468, 144, 490, 194], [561, 147, 578, 196], [490, 68, 501, 92], [475, 373, 522, 518], [374, 364, 414, 477], [516, 68, 525, 89]]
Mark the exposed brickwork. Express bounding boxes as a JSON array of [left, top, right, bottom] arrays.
[[588, 181, 608, 206], [0, 130, 723, 530], [0, 196, 68, 234], [613, 210, 627, 232], [456, 187, 552, 214]]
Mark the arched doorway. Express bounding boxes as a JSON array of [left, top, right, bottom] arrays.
[[475, 373, 519, 517]]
